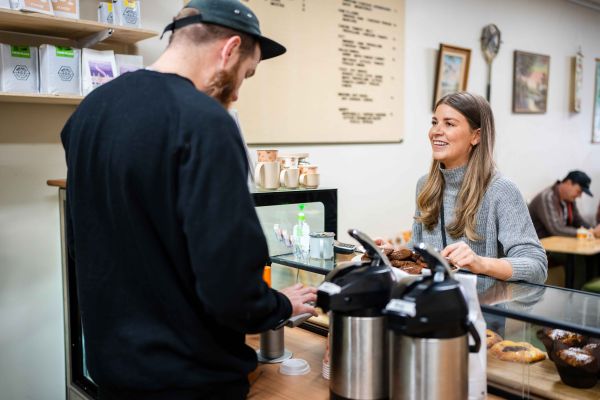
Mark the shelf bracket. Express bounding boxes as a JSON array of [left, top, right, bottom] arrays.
[[77, 28, 114, 48]]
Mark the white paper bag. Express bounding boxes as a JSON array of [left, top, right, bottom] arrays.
[[114, 0, 141, 28], [97, 1, 116, 24], [81, 48, 117, 95], [50, 0, 79, 19], [40, 44, 81, 95], [0, 44, 39, 93], [10, 0, 54, 15], [115, 54, 143, 75], [456, 274, 487, 400]]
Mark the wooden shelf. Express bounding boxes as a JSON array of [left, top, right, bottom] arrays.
[[0, 8, 157, 44], [0, 92, 82, 105], [488, 354, 600, 399]]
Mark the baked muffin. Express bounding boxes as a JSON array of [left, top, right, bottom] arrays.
[[489, 340, 546, 364], [486, 330, 503, 349], [390, 260, 423, 275], [554, 347, 599, 388], [537, 328, 586, 361], [389, 248, 412, 261]]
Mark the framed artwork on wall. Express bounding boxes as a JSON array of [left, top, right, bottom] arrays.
[[433, 44, 471, 110], [570, 50, 583, 113], [513, 50, 550, 113], [593, 59, 600, 144]]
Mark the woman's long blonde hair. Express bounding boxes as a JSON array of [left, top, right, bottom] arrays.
[[416, 92, 496, 241]]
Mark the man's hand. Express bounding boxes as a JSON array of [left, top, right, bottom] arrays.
[[279, 283, 318, 317], [593, 224, 600, 239]]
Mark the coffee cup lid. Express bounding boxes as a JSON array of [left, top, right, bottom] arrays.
[[279, 358, 310, 375]]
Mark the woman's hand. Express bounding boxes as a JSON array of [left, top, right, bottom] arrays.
[[374, 237, 394, 251], [441, 241, 513, 280], [441, 241, 484, 273]]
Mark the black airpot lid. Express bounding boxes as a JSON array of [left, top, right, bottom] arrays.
[[316, 229, 395, 314]]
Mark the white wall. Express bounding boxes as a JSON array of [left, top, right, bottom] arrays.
[[0, 1, 599, 399]]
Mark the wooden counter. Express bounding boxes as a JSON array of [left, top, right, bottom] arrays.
[[47, 179, 66, 189], [246, 328, 507, 400], [246, 328, 328, 399]]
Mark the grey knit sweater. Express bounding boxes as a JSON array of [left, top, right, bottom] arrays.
[[411, 166, 548, 284]]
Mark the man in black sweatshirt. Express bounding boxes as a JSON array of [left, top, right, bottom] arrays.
[[61, 1, 316, 399]]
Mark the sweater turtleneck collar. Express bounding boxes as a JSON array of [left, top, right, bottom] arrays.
[[440, 164, 467, 191]]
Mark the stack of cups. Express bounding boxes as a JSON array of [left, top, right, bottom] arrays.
[[322, 335, 330, 380]]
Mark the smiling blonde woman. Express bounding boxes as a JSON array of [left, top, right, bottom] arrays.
[[412, 92, 547, 283]]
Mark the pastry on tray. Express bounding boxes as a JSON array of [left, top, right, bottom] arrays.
[[362, 247, 454, 275], [486, 329, 503, 349], [489, 340, 546, 364], [554, 347, 599, 388], [536, 328, 586, 361]]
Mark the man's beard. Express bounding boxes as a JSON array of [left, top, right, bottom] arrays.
[[204, 60, 241, 109]]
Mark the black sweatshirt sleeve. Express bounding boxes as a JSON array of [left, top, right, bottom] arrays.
[[176, 111, 292, 334]]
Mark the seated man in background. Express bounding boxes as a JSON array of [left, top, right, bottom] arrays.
[[529, 170, 600, 239]]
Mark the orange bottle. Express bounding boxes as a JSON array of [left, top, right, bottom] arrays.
[[263, 265, 272, 288]]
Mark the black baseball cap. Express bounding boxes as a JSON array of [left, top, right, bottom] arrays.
[[161, 0, 286, 60], [564, 170, 593, 197]]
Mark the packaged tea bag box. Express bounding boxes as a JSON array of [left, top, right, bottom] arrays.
[[50, 0, 79, 19], [10, 0, 55, 15], [40, 45, 81, 95], [98, 1, 117, 24], [0, 44, 39, 93], [81, 48, 117, 95], [114, 0, 141, 28], [115, 54, 143, 75]]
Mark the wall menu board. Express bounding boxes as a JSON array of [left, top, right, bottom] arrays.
[[235, 0, 405, 144]]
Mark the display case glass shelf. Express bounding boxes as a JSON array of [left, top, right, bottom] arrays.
[[271, 253, 335, 275], [476, 276, 600, 338], [270, 254, 600, 340]]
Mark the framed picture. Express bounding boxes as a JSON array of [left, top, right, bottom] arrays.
[[433, 44, 471, 109], [570, 51, 583, 113], [593, 59, 600, 144], [513, 51, 550, 113]]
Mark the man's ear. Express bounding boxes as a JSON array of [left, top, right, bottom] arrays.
[[219, 36, 242, 69]]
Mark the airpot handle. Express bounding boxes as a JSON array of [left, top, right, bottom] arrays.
[[413, 243, 454, 277], [348, 229, 391, 267]]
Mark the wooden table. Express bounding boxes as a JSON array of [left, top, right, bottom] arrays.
[[246, 328, 506, 400], [540, 236, 600, 288]]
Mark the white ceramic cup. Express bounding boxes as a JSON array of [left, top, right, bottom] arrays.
[[299, 173, 320, 189], [280, 168, 299, 189], [255, 162, 280, 190]]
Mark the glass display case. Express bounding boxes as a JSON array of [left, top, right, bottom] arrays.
[[56, 183, 600, 399], [270, 252, 600, 398], [253, 187, 338, 333]]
